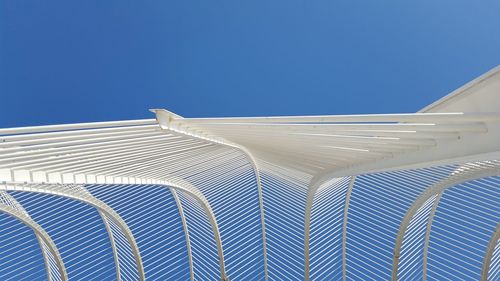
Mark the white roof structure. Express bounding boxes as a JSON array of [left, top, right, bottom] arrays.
[[0, 66, 499, 280]]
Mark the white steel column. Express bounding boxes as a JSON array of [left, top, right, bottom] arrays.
[[392, 161, 500, 280], [171, 188, 194, 281], [0, 183, 146, 281], [421, 193, 442, 280], [481, 223, 500, 281], [152, 109, 267, 280], [0, 198, 67, 281], [235, 148, 268, 281], [162, 177, 227, 280], [99, 212, 122, 281], [341, 176, 356, 281], [304, 175, 355, 280], [303, 177, 320, 281]]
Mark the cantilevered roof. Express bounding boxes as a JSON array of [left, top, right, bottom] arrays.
[[0, 66, 499, 280]]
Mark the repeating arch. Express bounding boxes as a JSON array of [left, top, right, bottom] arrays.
[[392, 160, 500, 280], [341, 176, 356, 281], [1, 179, 229, 280], [161, 177, 227, 280], [153, 109, 268, 280], [482, 223, 500, 280], [171, 188, 194, 280], [0, 182, 145, 281], [0, 191, 67, 281], [1, 67, 500, 280]]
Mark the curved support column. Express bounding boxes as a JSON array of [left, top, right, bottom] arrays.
[[1, 179, 227, 281], [0, 182, 145, 281], [170, 188, 194, 281], [99, 212, 122, 281], [162, 177, 227, 280], [0, 193, 67, 281], [421, 193, 442, 280], [303, 175, 355, 280], [481, 223, 500, 281], [234, 147, 269, 281], [152, 109, 268, 280], [36, 236, 55, 281], [341, 176, 356, 281], [303, 177, 320, 281], [392, 161, 500, 280]]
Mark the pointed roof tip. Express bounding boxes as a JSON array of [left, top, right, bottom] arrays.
[[148, 109, 184, 119], [420, 65, 500, 113]]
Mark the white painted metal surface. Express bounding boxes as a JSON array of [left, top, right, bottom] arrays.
[[0, 191, 67, 281], [0, 66, 499, 280]]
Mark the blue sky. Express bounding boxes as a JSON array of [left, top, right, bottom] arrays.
[[1, 3, 499, 279], [1, 1, 500, 127]]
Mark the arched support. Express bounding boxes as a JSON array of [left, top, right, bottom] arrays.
[[303, 177, 319, 281], [170, 188, 194, 281], [392, 160, 500, 280], [1, 178, 228, 280], [341, 176, 356, 281], [0, 193, 67, 281], [421, 193, 443, 280], [304, 174, 355, 280], [481, 223, 500, 281], [161, 177, 227, 281], [0, 182, 145, 281], [99, 212, 122, 281], [152, 109, 267, 280], [233, 147, 268, 281]]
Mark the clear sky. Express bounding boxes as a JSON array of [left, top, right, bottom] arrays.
[[1, 1, 500, 127]]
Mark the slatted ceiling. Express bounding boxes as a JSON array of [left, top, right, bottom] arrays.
[[35, 138, 210, 176], [253, 146, 336, 174], [94, 143, 219, 180], [10, 137, 197, 172], [0, 135, 173, 167], [9, 191, 117, 281], [0, 135, 186, 171], [0, 213, 47, 281], [0, 119, 158, 135], [427, 177, 500, 281], [0, 123, 159, 141], [194, 121, 481, 128], [0, 127, 162, 150], [175, 112, 494, 174], [258, 159, 312, 187], [398, 195, 437, 280], [86, 184, 190, 281], [0, 131, 166, 156], [178, 191, 220, 280], [175, 112, 500, 123], [309, 177, 350, 280]]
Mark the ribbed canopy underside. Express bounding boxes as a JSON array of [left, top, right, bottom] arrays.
[[1, 67, 500, 280]]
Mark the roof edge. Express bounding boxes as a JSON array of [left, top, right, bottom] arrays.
[[420, 65, 500, 113]]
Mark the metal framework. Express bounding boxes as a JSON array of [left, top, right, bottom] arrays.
[[171, 188, 194, 280], [0, 182, 145, 280], [392, 160, 500, 279], [0, 66, 499, 280], [482, 223, 500, 280], [0, 191, 67, 281]]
